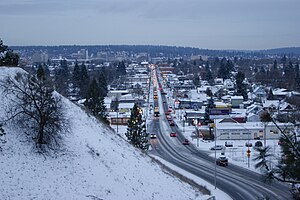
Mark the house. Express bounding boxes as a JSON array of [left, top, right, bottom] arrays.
[[252, 86, 267, 100], [247, 113, 261, 122], [246, 104, 263, 115], [224, 79, 234, 90], [262, 100, 280, 111]]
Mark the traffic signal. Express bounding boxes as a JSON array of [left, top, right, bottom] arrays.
[[246, 149, 251, 157]]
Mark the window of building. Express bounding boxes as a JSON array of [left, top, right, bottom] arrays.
[[221, 132, 229, 136]]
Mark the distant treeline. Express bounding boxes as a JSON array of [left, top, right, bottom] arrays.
[[11, 45, 300, 58]]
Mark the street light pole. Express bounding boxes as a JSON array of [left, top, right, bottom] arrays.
[[116, 109, 119, 134], [214, 119, 217, 189]]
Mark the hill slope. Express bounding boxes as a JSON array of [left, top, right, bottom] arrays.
[[0, 67, 205, 200]]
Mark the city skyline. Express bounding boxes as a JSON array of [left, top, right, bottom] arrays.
[[1, 0, 300, 50]]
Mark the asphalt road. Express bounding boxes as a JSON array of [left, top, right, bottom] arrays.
[[148, 95, 292, 200]]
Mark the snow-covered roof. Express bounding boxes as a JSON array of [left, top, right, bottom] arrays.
[[231, 96, 244, 100], [262, 100, 280, 108], [119, 102, 135, 109], [119, 94, 134, 100], [109, 90, 129, 94]]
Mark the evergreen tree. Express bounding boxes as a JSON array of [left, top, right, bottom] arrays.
[[205, 61, 213, 84], [193, 75, 200, 87], [235, 71, 247, 100], [117, 61, 126, 76], [73, 61, 81, 87], [273, 60, 278, 71], [218, 59, 230, 79], [98, 69, 108, 97], [295, 63, 300, 90], [79, 63, 90, 97], [255, 111, 300, 185], [126, 103, 149, 150], [203, 89, 214, 124], [0, 39, 19, 66], [54, 59, 69, 96], [84, 79, 109, 124], [37, 65, 46, 81]]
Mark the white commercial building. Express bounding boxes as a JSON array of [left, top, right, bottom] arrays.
[[215, 118, 294, 140]]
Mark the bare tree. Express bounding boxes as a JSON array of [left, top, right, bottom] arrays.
[[0, 71, 68, 152]]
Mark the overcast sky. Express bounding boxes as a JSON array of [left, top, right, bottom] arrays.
[[1, 0, 299, 50]]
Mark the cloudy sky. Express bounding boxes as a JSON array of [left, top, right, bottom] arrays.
[[0, 0, 299, 50]]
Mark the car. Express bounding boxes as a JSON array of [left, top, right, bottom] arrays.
[[166, 115, 172, 121], [182, 139, 190, 145], [210, 145, 225, 151], [245, 142, 253, 147], [169, 121, 175, 126], [255, 141, 263, 147], [165, 111, 170, 115], [216, 155, 228, 166], [225, 141, 233, 147], [170, 132, 177, 137], [150, 133, 157, 139]]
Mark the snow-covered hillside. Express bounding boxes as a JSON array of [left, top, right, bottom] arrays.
[[0, 67, 206, 200]]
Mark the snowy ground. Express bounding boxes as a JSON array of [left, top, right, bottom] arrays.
[[111, 124, 231, 200], [0, 67, 212, 200]]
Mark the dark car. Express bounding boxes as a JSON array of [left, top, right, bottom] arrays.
[[170, 132, 177, 137], [255, 141, 263, 147], [225, 141, 233, 147], [182, 139, 190, 145], [169, 121, 175, 126], [150, 133, 157, 139], [216, 156, 228, 166]]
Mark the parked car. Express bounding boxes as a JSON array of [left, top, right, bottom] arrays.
[[225, 141, 233, 147], [150, 133, 157, 139], [255, 141, 263, 147], [216, 155, 228, 166], [182, 139, 190, 145], [245, 142, 253, 147], [210, 145, 225, 151], [170, 132, 177, 137]]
